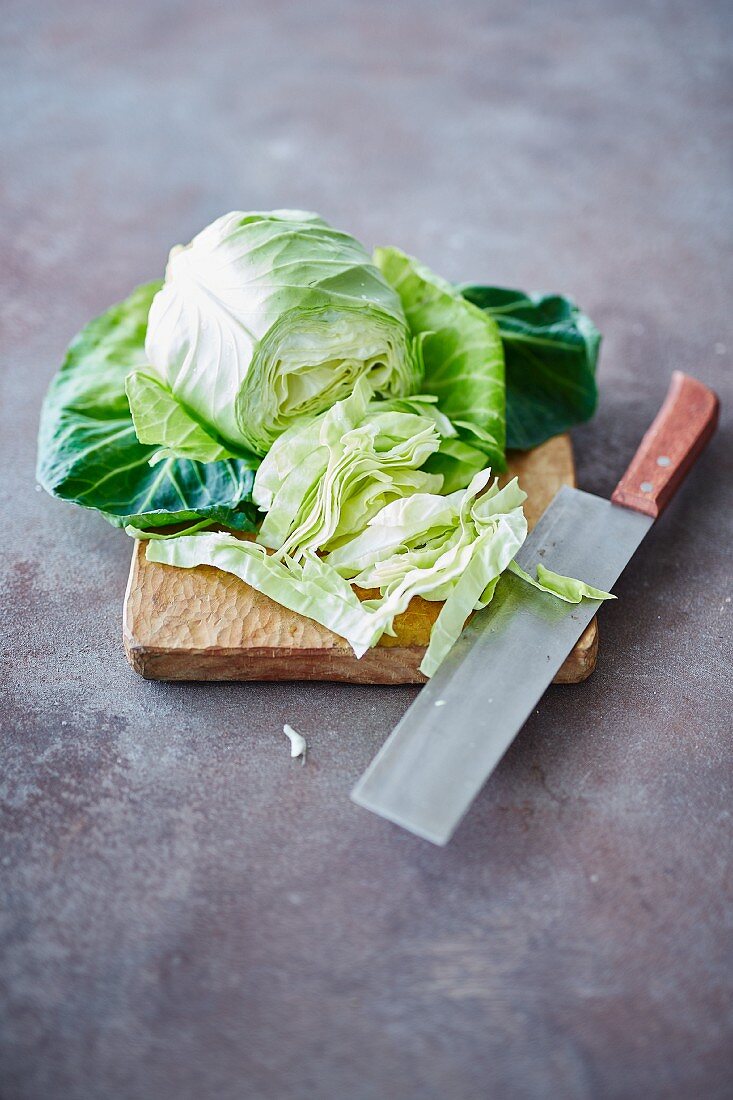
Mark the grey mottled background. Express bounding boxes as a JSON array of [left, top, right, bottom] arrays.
[[1, 2, 732, 1098]]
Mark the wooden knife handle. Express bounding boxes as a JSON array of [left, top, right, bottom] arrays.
[[611, 371, 720, 518]]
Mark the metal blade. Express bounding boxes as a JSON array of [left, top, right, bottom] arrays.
[[351, 487, 652, 845]]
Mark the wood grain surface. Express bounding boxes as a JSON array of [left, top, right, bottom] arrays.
[[123, 433, 599, 683]]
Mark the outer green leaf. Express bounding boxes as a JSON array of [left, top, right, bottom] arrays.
[[422, 423, 501, 494], [461, 285, 600, 451], [36, 282, 258, 531], [144, 210, 422, 456], [374, 246, 506, 471]]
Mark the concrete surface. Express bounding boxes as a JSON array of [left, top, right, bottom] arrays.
[[1, 2, 731, 1097]]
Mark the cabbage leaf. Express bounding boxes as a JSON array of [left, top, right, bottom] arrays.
[[145, 470, 613, 677], [508, 560, 615, 603], [374, 246, 506, 476], [254, 377, 443, 560], [461, 285, 600, 450], [36, 282, 259, 531], [125, 370, 246, 466], [146, 473, 528, 673], [330, 472, 529, 671]]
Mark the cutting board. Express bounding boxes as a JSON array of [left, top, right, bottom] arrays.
[[123, 434, 598, 684]]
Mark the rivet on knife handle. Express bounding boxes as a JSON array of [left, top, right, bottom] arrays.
[[611, 371, 720, 518]]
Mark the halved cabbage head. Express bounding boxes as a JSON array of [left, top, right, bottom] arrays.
[[127, 210, 422, 457]]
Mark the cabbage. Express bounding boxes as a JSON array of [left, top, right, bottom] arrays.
[[460, 285, 600, 450], [253, 377, 444, 560], [507, 560, 617, 603], [128, 210, 422, 457], [38, 210, 605, 539], [36, 206, 612, 678], [36, 282, 259, 532], [329, 472, 529, 672], [374, 246, 506, 485]]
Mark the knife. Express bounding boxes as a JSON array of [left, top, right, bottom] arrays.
[[352, 372, 719, 845]]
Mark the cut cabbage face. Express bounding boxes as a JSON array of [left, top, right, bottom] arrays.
[[130, 210, 422, 457]]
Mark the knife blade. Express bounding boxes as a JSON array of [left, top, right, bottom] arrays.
[[352, 372, 719, 844]]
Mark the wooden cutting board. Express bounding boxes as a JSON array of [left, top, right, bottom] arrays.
[[123, 434, 598, 683]]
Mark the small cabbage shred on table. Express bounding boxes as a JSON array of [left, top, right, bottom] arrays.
[[37, 210, 613, 676]]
